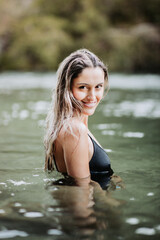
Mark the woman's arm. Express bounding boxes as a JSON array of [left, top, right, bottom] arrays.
[[62, 121, 90, 179]]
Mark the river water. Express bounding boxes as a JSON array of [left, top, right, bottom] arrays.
[[0, 72, 160, 240]]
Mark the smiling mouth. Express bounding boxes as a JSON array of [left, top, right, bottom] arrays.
[[82, 101, 97, 108]]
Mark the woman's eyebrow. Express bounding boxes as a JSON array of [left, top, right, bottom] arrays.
[[76, 82, 104, 85], [96, 82, 104, 85], [76, 83, 89, 85]]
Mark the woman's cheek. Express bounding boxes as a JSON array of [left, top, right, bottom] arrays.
[[72, 89, 85, 101], [98, 89, 104, 101]]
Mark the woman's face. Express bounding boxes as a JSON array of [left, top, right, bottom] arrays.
[[72, 67, 105, 116]]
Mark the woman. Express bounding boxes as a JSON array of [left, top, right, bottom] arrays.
[[44, 49, 114, 189]]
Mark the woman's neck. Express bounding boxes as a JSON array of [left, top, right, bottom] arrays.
[[80, 115, 88, 127], [73, 111, 88, 127]]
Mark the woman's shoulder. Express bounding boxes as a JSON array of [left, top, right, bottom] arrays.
[[59, 117, 87, 141]]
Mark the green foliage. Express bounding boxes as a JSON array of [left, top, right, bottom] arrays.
[[1, 16, 72, 70], [98, 0, 160, 25], [0, 0, 160, 72]]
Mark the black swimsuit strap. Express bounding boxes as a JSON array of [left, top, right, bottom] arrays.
[[53, 155, 59, 172]]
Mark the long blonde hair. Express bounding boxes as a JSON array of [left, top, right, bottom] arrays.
[[44, 49, 108, 170]]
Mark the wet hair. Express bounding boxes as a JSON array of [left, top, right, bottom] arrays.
[[44, 49, 108, 170]]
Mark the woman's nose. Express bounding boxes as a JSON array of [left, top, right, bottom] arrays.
[[87, 90, 95, 100]]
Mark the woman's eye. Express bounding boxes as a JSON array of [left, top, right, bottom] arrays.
[[79, 86, 87, 89], [96, 84, 103, 89]]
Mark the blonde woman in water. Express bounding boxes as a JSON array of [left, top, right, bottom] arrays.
[[44, 49, 117, 190]]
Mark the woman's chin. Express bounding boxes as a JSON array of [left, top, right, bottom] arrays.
[[82, 109, 96, 116]]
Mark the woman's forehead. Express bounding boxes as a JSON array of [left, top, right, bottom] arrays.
[[73, 67, 104, 82]]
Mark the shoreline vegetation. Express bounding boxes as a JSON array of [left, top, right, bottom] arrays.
[[0, 0, 160, 73]]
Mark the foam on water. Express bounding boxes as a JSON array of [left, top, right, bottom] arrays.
[[123, 132, 144, 138], [0, 230, 28, 239], [19, 209, 27, 213], [7, 180, 32, 186], [47, 229, 63, 236], [126, 218, 140, 225], [19, 110, 29, 120], [95, 123, 121, 130], [14, 203, 22, 207], [135, 227, 156, 235], [104, 149, 113, 153], [147, 192, 154, 196], [24, 212, 44, 218], [0, 209, 5, 214], [47, 207, 54, 212], [102, 130, 116, 136]]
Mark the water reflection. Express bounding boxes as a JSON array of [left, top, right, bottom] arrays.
[[46, 176, 123, 239], [0, 172, 123, 239]]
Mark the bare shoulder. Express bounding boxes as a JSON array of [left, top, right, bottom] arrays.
[[58, 118, 89, 178], [59, 118, 87, 142]]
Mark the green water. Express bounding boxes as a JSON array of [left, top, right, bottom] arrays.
[[0, 73, 160, 239]]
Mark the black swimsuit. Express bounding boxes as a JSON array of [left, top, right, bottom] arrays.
[[52, 135, 114, 189], [89, 135, 113, 189]]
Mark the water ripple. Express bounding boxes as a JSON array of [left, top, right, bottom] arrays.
[[7, 180, 32, 186], [103, 99, 160, 119]]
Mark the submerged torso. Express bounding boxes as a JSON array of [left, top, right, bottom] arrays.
[[51, 134, 113, 189]]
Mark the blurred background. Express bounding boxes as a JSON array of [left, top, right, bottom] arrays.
[[0, 1, 160, 239], [0, 0, 160, 73]]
